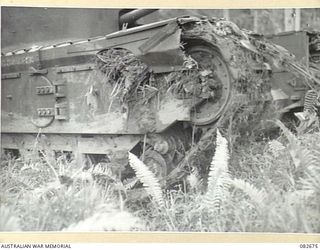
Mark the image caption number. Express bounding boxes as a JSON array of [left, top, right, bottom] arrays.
[[300, 244, 319, 249]]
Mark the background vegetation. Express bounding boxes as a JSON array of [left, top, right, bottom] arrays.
[[1, 120, 319, 232], [144, 9, 320, 34]]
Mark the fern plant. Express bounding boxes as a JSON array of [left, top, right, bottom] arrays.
[[204, 129, 231, 211], [128, 152, 164, 208], [276, 120, 320, 189], [230, 178, 267, 207]]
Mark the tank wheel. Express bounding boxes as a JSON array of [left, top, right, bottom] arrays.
[[143, 148, 167, 182], [186, 45, 232, 126]]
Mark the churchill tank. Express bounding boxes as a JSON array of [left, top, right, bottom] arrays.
[[1, 8, 319, 185]]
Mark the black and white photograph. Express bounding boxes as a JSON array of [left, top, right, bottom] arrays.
[[1, 5, 320, 234]]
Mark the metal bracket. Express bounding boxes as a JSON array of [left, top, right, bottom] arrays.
[[139, 22, 179, 54], [35, 81, 67, 97], [55, 102, 68, 120], [56, 64, 94, 74], [293, 87, 308, 91], [290, 94, 302, 101], [1, 72, 21, 80], [29, 68, 48, 76], [53, 82, 67, 98], [137, 22, 185, 73], [35, 81, 68, 119]]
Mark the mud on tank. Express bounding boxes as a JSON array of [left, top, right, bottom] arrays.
[[1, 9, 320, 187]]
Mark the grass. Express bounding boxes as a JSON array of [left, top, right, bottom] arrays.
[[0, 153, 143, 231], [0, 120, 319, 232]]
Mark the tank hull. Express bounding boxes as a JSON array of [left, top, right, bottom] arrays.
[[2, 14, 319, 184]]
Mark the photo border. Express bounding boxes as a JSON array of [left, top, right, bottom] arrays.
[[0, 232, 320, 243]]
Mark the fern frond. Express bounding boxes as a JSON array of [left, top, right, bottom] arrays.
[[204, 129, 231, 210], [89, 163, 116, 181], [303, 90, 319, 113], [298, 151, 320, 194], [268, 140, 285, 157], [128, 152, 164, 207], [204, 173, 231, 209], [207, 129, 230, 188], [299, 172, 320, 194], [187, 169, 201, 190], [275, 119, 297, 145], [275, 120, 316, 170], [231, 178, 267, 206], [298, 148, 320, 169], [122, 177, 138, 190]]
